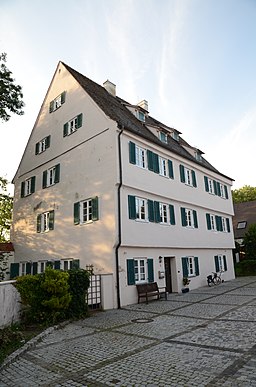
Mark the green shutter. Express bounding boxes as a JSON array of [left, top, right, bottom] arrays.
[[215, 216, 223, 231], [223, 255, 227, 271], [63, 122, 68, 137], [213, 180, 218, 195], [35, 142, 40, 155], [74, 202, 80, 225], [127, 259, 135, 285], [129, 142, 136, 164], [179, 164, 185, 183], [26, 262, 31, 275], [194, 257, 199, 276], [37, 214, 41, 233], [148, 200, 155, 222], [147, 258, 154, 282], [181, 207, 187, 226], [147, 150, 154, 171], [216, 182, 221, 196], [206, 213, 211, 230], [193, 210, 198, 228], [226, 218, 230, 233], [61, 91, 66, 104], [192, 170, 197, 187], [168, 160, 174, 179], [32, 262, 38, 275], [31, 176, 36, 194], [182, 257, 188, 277], [46, 135, 51, 149], [154, 201, 161, 223], [54, 261, 61, 270], [169, 204, 175, 225], [42, 170, 47, 189], [204, 176, 209, 192], [92, 196, 99, 221], [21, 181, 25, 198], [49, 210, 54, 230], [49, 100, 54, 113], [214, 256, 220, 272], [224, 185, 228, 199], [46, 261, 53, 268], [54, 164, 60, 184], [71, 259, 80, 269], [77, 113, 83, 128], [128, 195, 136, 219], [10, 263, 19, 279], [153, 153, 159, 174]]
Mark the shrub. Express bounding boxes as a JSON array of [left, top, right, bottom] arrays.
[[67, 269, 90, 319], [235, 260, 256, 276]]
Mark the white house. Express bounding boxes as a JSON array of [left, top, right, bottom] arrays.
[[10, 62, 235, 308]]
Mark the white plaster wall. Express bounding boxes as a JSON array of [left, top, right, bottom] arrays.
[[0, 281, 21, 328]]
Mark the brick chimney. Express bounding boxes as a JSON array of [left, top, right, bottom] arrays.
[[103, 80, 116, 96]]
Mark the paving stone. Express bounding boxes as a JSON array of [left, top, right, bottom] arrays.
[[170, 302, 236, 318], [123, 300, 191, 314], [220, 305, 256, 322], [201, 294, 256, 305]]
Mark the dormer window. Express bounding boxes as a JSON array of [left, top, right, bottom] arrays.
[[195, 151, 202, 161], [171, 132, 179, 141], [159, 131, 167, 143], [137, 110, 145, 122]]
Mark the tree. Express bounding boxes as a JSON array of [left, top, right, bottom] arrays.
[[0, 177, 13, 242], [0, 53, 24, 122], [243, 224, 256, 260], [232, 185, 256, 204]]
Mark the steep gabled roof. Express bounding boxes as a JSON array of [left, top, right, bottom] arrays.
[[63, 63, 233, 180], [233, 200, 256, 239]]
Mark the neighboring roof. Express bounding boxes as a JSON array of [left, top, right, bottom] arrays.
[[0, 242, 14, 252], [233, 200, 256, 239], [62, 62, 233, 181]]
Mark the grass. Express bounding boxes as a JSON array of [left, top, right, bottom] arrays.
[[0, 323, 45, 365]]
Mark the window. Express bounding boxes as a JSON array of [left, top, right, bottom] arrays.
[[208, 179, 214, 194], [181, 207, 198, 228], [180, 165, 197, 187], [206, 213, 216, 231], [127, 258, 154, 285], [137, 110, 145, 122], [37, 210, 54, 233], [204, 176, 229, 199], [159, 203, 168, 224], [38, 261, 47, 274], [21, 176, 36, 197], [159, 131, 167, 143], [214, 216, 230, 232], [74, 197, 99, 225], [49, 91, 66, 113], [237, 221, 247, 229], [136, 197, 147, 221], [159, 157, 168, 177], [135, 145, 146, 168], [42, 164, 60, 188], [63, 113, 83, 136], [35, 135, 51, 155], [20, 262, 27, 276], [171, 132, 179, 141], [61, 259, 80, 271], [195, 151, 202, 161], [182, 256, 199, 278], [214, 255, 227, 272]]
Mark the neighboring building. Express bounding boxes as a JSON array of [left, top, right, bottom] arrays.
[[232, 200, 256, 249], [11, 62, 235, 308]]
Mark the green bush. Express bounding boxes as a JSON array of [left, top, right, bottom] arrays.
[[235, 260, 256, 276], [67, 269, 90, 319], [15, 267, 71, 324]]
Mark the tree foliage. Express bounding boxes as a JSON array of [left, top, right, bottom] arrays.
[[0, 177, 13, 242], [243, 223, 256, 260], [0, 53, 24, 122], [232, 185, 256, 204]]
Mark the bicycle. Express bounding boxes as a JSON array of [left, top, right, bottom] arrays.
[[207, 271, 223, 286]]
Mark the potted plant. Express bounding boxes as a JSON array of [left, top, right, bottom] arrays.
[[182, 277, 190, 293]]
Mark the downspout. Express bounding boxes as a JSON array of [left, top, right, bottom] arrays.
[[115, 123, 123, 309]]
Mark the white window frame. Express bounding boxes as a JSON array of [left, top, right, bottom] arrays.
[[67, 116, 79, 135], [20, 262, 27, 276], [185, 208, 194, 228], [134, 258, 147, 283], [221, 217, 227, 232], [220, 184, 226, 198], [135, 145, 146, 168], [184, 167, 192, 186], [38, 137, 47, 154], [208, 178, 214, 194], [135, 197, 147, 221], [61, 259, 73, 271], [47, 167, 56, 187], [38, 261, 47, 274], [39, 212, 50, 233], [187, 256, 196, 277], [159, 157, 168, 177], [160, 202, 168, 224], [217, 255, 225, 272], [81, 199, 93, 223], [53, 94, 62, 111], [24, 178, 32, 196], [159, 131, 167, 143], [210, 214, 216, 231]]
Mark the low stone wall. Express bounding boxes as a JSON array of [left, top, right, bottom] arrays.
[[0, 280, 21, 328]]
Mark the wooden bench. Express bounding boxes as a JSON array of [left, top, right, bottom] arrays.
[[136, 282, 167, 304]]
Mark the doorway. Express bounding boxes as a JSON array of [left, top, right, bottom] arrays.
[[164, 257, 173, 293]]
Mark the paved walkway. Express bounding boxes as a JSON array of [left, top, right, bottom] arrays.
[[1, 277, 256, 386]]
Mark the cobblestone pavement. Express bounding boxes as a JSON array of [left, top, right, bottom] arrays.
[[1, 277, 256, 386]]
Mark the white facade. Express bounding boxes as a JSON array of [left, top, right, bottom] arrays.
[[11, 62, 235, 308]]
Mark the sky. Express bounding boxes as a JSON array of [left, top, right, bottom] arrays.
[[0, 0, 256, 194]]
